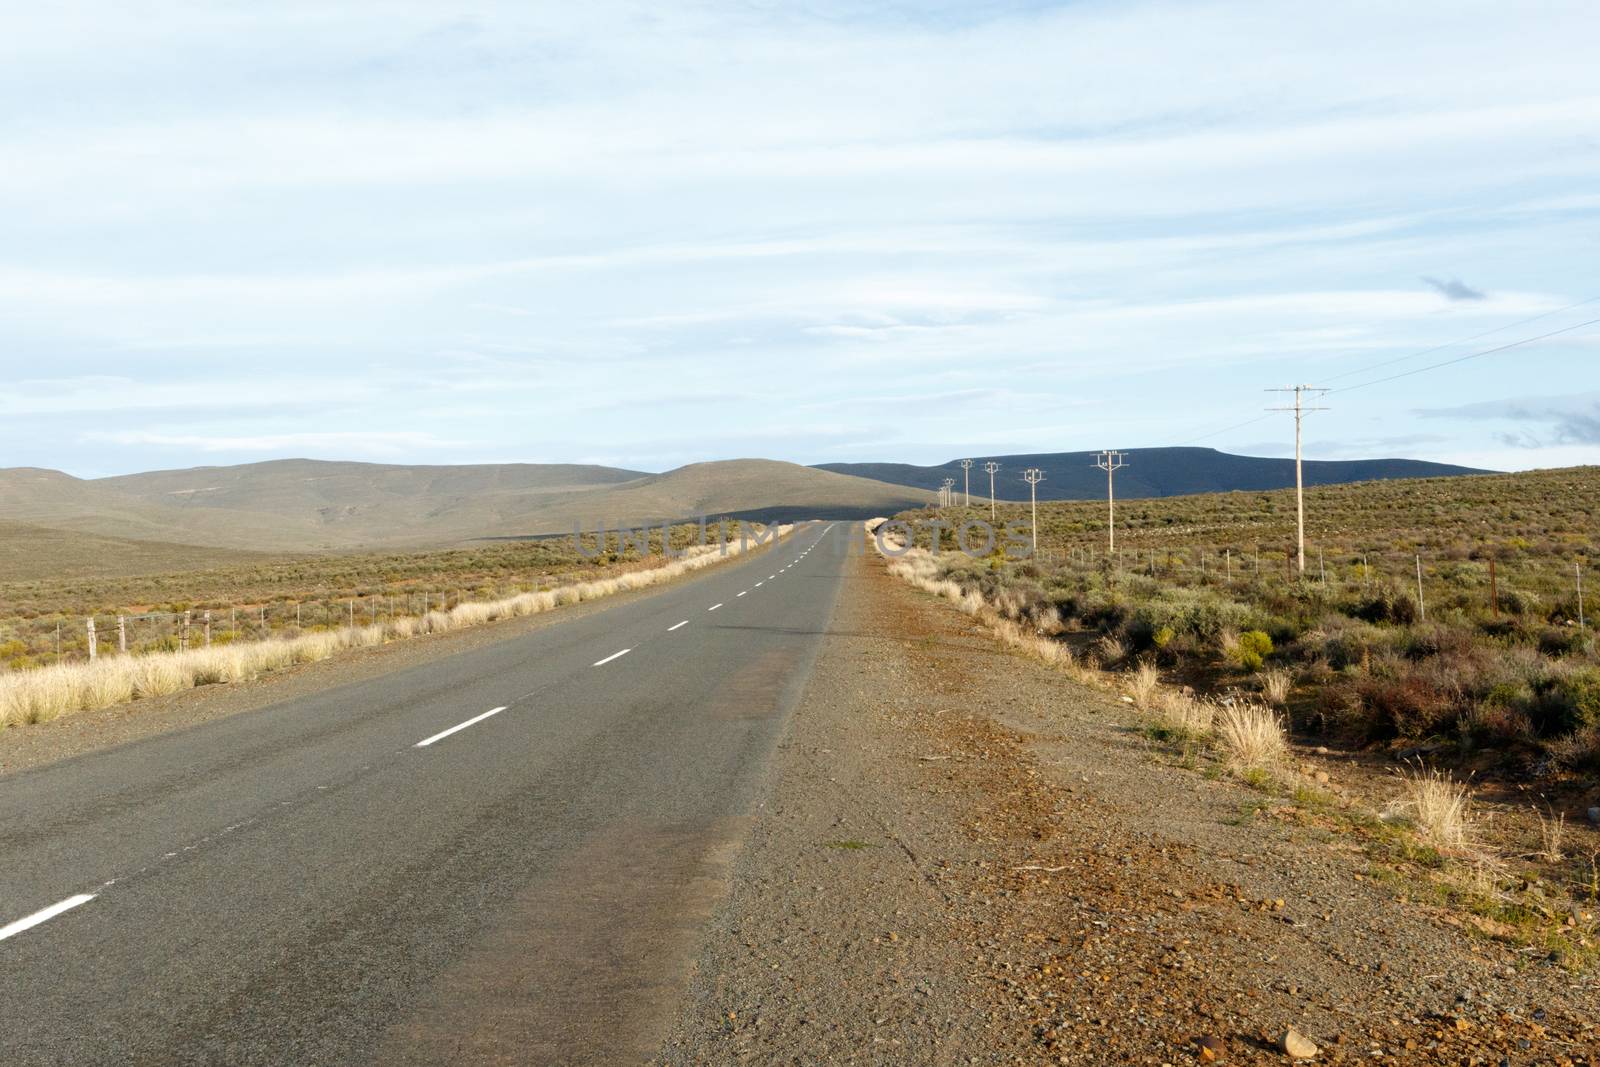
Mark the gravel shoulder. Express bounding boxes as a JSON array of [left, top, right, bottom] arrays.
[[657, 548, 1598, 1065]]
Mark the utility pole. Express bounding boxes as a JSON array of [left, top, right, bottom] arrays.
[[941, 477, 955, 508], [958, 459, 973, 506], [1021, 468, 1045, 556], [1094, 450, 1127, 555], [983, 461, 1000, 520], [1267, 385, 1328, 576]]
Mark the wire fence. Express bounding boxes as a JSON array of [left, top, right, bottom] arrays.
[[0, 574, 586, 669]]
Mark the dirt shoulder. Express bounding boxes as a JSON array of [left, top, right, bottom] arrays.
[[657, 548, 1598, 1065]]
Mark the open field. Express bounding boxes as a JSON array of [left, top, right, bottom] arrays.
[[0, 520, 767, 670], [893, 466, 1598, 777]]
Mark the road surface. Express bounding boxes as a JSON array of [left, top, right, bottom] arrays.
[[0, 523, 845, 1065]]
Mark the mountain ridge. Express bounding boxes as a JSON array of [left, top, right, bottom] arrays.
[[814, 447, 1490, 501]]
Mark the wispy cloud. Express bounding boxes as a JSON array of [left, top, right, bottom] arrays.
[[80, 430, 471, 456], [1418, 392, 1600, 446], [2, 0, 1598, 475], [1421, 275, 1486, 301]]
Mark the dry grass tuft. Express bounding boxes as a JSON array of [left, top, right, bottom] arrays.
[[1394, 766, 1474, 849], [1153, 689, 1217, 737], [1535, 807, 1566, 863], [1128, 662, 1161, 710], [1216, 700, 1288, 769], [1259, 667, 1293, 706]]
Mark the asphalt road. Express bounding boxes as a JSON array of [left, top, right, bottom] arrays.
[[0, 522, 848, 1065]]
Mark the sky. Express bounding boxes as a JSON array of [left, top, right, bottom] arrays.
[[2, 0, 1598, 479]]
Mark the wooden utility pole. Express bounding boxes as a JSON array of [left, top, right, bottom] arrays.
[[1094, 450, 1127, 554], [1267, 385, 1328, 576], [983, 461, 1000, 520], [1022, 468, 1045, 556]]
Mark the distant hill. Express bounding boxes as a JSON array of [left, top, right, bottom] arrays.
[[815, 447, 1490, 502], [0, 458, 931, 556], [0, 519, 273, 582]]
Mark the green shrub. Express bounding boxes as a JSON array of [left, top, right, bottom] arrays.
[[1231, 630, 1274, 671], [1531, 669, 1600, 735]]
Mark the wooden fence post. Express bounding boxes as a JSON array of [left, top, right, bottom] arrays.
[[1578, 563, 1586, 630], [1415, 555, 1426, 622], [181, 610, 191, 651], [1490, 557, 1499, 617], [204, 610, 212, 647], [87, 617, 97, 661], [118, 615, 127, 653]]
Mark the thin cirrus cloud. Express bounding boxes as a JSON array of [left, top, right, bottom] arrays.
[[80, 431, 472, 456], [1417, 393, 1600, 446], [0, 0, 1597, 477]]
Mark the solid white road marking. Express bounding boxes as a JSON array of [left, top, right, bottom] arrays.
[[0, 894, 97, 943], [668, 620, 689, 631], [592, 648, 632, 667], [708, 603, 722, 611], [415, 706, 509, 748]]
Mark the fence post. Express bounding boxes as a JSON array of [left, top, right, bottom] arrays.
[[1415, 554, 1426, 622], [348, 600, 355, 628], [181, 610, 191, 651], [1578, 563, 1586, 630], [1490, 557, 1499, 617], [1319, 548, 1325, 584], [204, 610, 212, 647], [296, 602, 302, 627], [87, 617, 97, 661], [118, 615, 127, 653], [1225, 548, 1231, 581]]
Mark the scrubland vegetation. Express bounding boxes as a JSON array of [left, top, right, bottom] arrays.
[[0, 522, 783, 729], [897, 467, 1598, 779], [881, 476, 1600, 966], [0, 520, 763, 669]]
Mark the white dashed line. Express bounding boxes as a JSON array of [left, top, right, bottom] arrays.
[[708, 603, 722, 611], [668, 620, 689, 631], [415, 706, 509, 747], [737, 591, 747, 597], [592, 648, 632, 667], [0, 894, 96, 943], [755, 581, 764, 587]]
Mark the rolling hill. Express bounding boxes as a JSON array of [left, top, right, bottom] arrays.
[[815, 447, 1489, 502], [0, 458, 932, 559]]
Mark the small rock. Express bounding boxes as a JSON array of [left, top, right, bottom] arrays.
[[1313, 771, 1330, 784], [1196, 1034, 1225, 1061], [1281, 1027, 1319, 1059], [1587, 806, 1600, 827]]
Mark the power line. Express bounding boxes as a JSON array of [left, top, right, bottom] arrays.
[[1321, 295, 1600, 384], [1161, 305, 1600, 447], [1329, 316, 1600, 394]]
